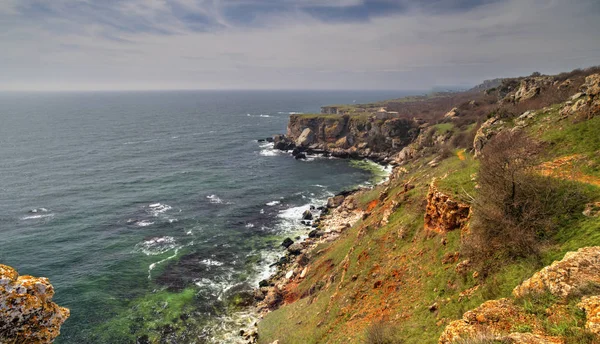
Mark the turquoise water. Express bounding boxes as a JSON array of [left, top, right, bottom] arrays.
[[0, 90, 410, 343]]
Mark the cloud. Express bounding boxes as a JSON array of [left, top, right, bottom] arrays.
[[0, 0, 599, 90]]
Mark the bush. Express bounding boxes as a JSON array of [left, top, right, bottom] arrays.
[[364, 321, 403, 344], [463, 131, 587, 265]]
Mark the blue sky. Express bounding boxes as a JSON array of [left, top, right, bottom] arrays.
[[1, 0, 599, 91]]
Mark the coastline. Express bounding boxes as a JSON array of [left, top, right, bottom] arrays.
[[237, 144, 394, 343]]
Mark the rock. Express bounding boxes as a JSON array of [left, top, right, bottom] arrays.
[[513, 77, 552, 102], [296, 128, 315, 147], [455, 260, 471, 275], [281, 238, 294, 248], [518, 110, 536, 120], [300, 267, 308, 279], [327, 195, 345, 208], [581, 74, 600, 97], [578, 296, 600, 337], [273, 134, 295, 151], [302, 210, 313, 220], [335, 136, 352, 149], [294, 152, 307, 160], [439, 298, 539, 344], [287, 243, 304, 255], [264, 288, 283, 309], [559, 98, 587, 118], [429, 303, 438, 312], [253, 288, 265, 301], [571, 92, 585, 101], [258, 280, 270, 288], [583, 202, 600, 217], [473, 117, 504, 157], [0, 264, 70, 343], [285, 270, 294, 279], [513, 246, 600, 299], [308, 230, 324, 238], [424, 182, 470, 233], [444, 107, 459, 118]]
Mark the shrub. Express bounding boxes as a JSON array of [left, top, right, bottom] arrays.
[[364, 321, 403, 344], [463, 130, 587, 265]]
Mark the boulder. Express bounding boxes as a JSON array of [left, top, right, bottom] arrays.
[[581, 74, 600, 97], [294, 152, 307, 160], [578, 296, 600, 337], [444, 107, 459, 118], [335, 136, 352, 149], [512, 77, 552, 102], [281, 238, 294, 248], [308, 230, 324, 238], [0, 264, 70, 343], [287, 243, 304, 255], [583, 202, 600, 217], [302, 210, 313, 220], [473, 117, 504, 157], [513, 246, 600, 299], [296, 128, 315, 147], [424, 182, 470, 233], [327, 195, 345, 208], [273, 135, 295, 151]]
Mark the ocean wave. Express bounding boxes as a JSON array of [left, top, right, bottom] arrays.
[[21, 213, 54, 220], [201, 259, 225, 267], [207, 194, 223, 204], [245, 223, 255, 228], [134, 236, 179, 256], [148, 202, 172, 216], [135, 220, 155, 227], [246, 114, 271, 118], [265, 200, 280, 206], [276, 111, 304, 115]]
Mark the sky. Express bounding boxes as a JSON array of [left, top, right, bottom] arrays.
[[1, 0, 599, 91]]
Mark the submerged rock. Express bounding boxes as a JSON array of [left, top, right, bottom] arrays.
[[281, 238, 294, 248], [0, 264, 70, 343]]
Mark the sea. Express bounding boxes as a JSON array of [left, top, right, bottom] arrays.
[[0, 90, 414, 343]]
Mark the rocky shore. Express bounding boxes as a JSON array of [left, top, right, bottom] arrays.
[[237, 150, 387, 343]]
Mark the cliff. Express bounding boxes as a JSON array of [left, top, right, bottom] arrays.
[[255, 67, 600, 344], [0, 264, 70, 343]]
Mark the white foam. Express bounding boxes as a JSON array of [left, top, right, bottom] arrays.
[[201, 259, 224, 267], [21, 213, 54, 220], [265, 200, 280, 206], [148, 203, 172, 216], [134, 236, 179, 256], [207, 194, 223, 204], [245, 223, 255, 228]]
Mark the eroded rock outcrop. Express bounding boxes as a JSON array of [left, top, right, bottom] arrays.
[[285, 114, 419, 156], [0, 264, 69, 343], [579, 296, 600, 337], [424, 182, 470, 233], [473, 117, 504, 157], [513, 247, 600, 299], [438, 298, 561, 344]]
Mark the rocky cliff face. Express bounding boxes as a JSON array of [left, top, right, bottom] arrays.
[[0, 264, 69, 343], [285, 114, 419, 157]]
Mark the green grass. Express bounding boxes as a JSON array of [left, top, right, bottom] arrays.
[[432, 123, 455, 135]]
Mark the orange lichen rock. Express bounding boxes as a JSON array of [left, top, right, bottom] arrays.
[[579, 296, 600, 337], [513, 247, 600, 300], [0, 264, 70, 343], [438, 298, 561, 344], [424, 182, 470, 233]]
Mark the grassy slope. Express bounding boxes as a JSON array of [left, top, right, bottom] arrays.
[[258, 103, 600, 343]]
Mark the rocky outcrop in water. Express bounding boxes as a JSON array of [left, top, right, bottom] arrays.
[[0, 264, 70, 343]]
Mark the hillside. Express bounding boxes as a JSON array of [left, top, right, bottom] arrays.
[[255, 68, 600, 344]]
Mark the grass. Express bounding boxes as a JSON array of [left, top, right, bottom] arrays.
[[432, 123, 455, 135], [258, 99, 600, 344]]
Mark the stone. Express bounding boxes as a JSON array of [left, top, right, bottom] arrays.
[[287, 243, 304, 255], [473, 117, 504, 157], [0, 264, 70, 343], [571, 92, 585, 101], [296, 128, 315, 147], [294, 152, 307, 160], [583, 202, 600, 217], [444, 107, 459, 118], [581, 74, 600, 97], [327, 195, 345, 208], [300, 267, 308, 279], [578, 296, 600, 337], [308, 230, 324, 238], [513, 247, 600, 299], [424, 182, 470, 233], [285, 270, 294, 279], [302, 210, 313, 220], [335, 136, 352, 149], [281, 238, 294, 248]]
